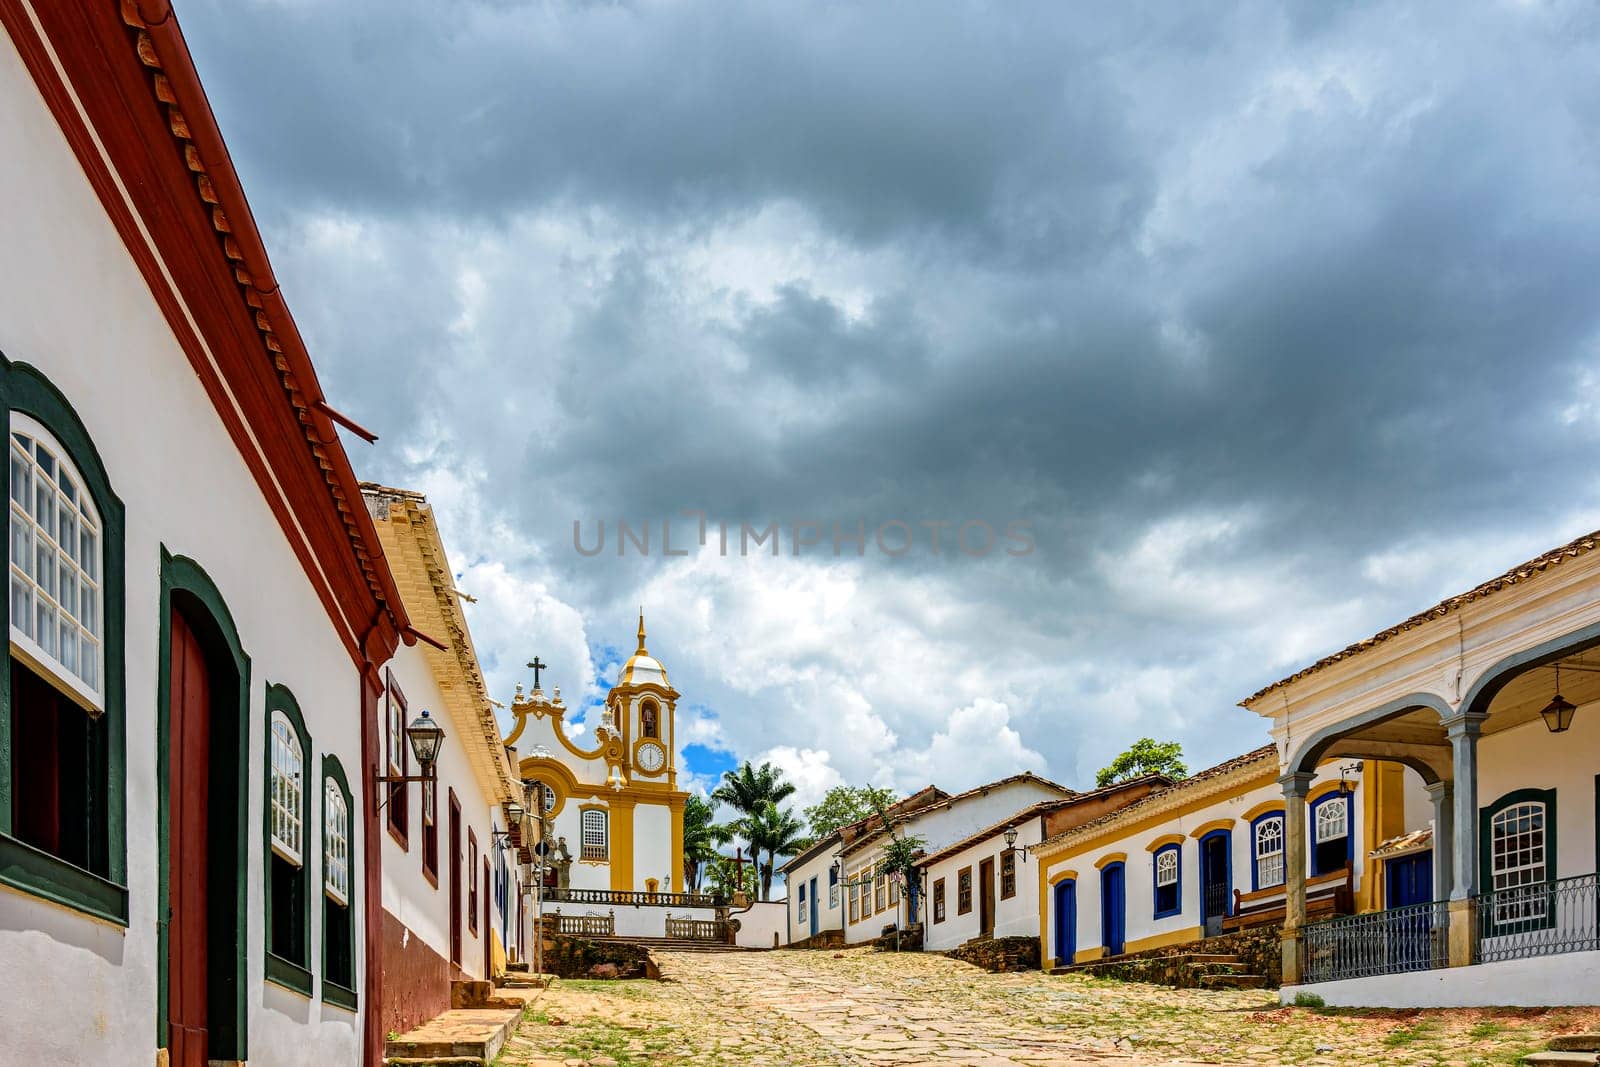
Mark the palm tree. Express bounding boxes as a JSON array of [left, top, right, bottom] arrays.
[[739, 801, 812, 901], [710, 760, 797, 817], [681, 794, 731, 893]]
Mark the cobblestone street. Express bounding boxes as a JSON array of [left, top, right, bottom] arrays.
[[496, 948, 1600, 1066]]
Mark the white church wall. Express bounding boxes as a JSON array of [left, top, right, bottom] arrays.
[[633, 803, 675, 892], [0, 35, 369, 1065]]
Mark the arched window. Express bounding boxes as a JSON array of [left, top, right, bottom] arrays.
[[265, 685, 312, 993], [1310, 792, 1351, 876], [1253, 813, 1285, 890], [580, 808, 609, 861], [1, 363, 127, 928], [1153, 844, 1181, 918], [641, 703, 658, 738], [322, 757, 356, 1009], [1483, 789, 1556, 930]]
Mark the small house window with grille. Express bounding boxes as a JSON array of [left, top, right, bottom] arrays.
[[581, 808, 609, 861], [1254, 814, 1285, 889], [1153, 845, 1180, 917], [957, 867, 973, 914], [1000, 851, 1017, 900], [933, 878, 946, 923]]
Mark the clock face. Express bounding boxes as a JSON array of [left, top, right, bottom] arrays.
[[636, 741, 666, 773]]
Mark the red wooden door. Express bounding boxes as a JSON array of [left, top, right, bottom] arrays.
[[168, 609, 210, 1066]]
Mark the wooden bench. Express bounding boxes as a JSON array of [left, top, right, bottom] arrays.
[[1222, 867, 1354, 931]]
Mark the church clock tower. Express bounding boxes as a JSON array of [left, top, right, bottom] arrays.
[[606, 613, 677, 787]]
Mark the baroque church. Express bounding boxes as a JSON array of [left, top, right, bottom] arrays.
[[504, 615, 689, 895]]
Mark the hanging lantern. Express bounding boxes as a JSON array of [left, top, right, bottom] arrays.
[[1540, 663, 1578, 734]]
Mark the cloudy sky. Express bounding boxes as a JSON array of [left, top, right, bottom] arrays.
[[181, 0, 1600, 808]]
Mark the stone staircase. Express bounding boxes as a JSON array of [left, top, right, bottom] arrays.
[[1053, 950, 1270, 990], [383, 978, 541, 1066], [1522, 1033, 1600, 1065]]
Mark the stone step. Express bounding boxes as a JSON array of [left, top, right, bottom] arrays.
[[1520, 1053, 1599, 1066], [1199, 973, 1269, 990], [383, 1006, 523, 1067], [1549, 1036, 1600, 1053]]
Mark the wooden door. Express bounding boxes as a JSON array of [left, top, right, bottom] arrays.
[[449, 793, 462, 967], [1101, 863, 1126, 956], [1052, 880, 1076, 964], [1200, 831, 1231, 937], [168, 609, 210, 1066], [483, 859, 492, 978], [978, 857, 996, 938]]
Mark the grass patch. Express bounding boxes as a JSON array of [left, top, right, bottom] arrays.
[[1468, 1020, 1506, 1040], [1292, 992, 1326, 1009], [1383, 1020, 1441, 1047]]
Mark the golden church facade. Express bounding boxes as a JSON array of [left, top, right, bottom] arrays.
[[504, 617, 689, 894]]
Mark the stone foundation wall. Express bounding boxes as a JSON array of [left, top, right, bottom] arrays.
[[869, 924, 923, 952], [947, 936, 1041, 973], [1075, 927, 1281, 988], [538, 934, 661, 979], [789, 930, 846, 951]]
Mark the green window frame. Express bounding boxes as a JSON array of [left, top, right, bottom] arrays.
[[0, 356, 127, 926], [321, 755, 356, 1010], [1479, 787, 1558, 936], [264, 682, 313, 994]]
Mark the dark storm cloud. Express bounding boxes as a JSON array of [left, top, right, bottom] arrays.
[[176, 0, 1600, 781]]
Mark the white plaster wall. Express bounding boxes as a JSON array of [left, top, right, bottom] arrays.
[[544, 902, 716, 938], [633, 803, 674, 891], [843, 780, 1066, 945], [1041, 767, 1364, 966], [732, 900, 788, 949], [1478, 703, 1599, 879], [0, 34, 368, 1064], [379, 640, 507, 982], [922, 820, 1043, 952], [783, 846, 842, 944], [1288, 951, 1600, 1008]]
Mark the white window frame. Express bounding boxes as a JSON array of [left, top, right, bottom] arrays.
[[270, 711, 304, 866], [1490, 801, 1548, 923], [1315, 796, 1349, 844], [8, 412, 103, 713], [1155, 847, 1179, 888], [1255, 815, 1285, 889], [581, 808, 609, 861], [324, 780, 350, 906]]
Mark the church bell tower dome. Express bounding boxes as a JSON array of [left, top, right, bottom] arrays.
[[618, 611, 670, 688]]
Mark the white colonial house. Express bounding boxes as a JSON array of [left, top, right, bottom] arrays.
[[921, 776, 1169, 954], [1243, 528, 1600, 1007], [1031, 749, 1426, 971], [0, 4, 446, 1065], [840, 775, 1074, 946], [363, 485, 522, 1038]]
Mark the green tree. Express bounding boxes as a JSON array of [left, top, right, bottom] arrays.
[[705, 853, 759, 901], [803, 784, 899, 837], [1095, 737, 1188, 788], [738, 801, 812, 901], [681, 794, 731, 893], [710, 760, 797, 816]]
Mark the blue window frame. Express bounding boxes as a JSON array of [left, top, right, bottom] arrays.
[[1250, 810, 1285, 891], [1152, 844, 1181, 919], [1308, 791, 1353, 877]]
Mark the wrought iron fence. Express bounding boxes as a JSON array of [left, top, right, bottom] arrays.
[[665, 917, 728, 942], [546, 887, 719, 908], [1475, 872, 1599, 964], [1303, 899, 1449, 983], [553, 912, 615, 937]]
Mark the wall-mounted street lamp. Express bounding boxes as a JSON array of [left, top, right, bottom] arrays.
[[1002, 825, 1027, 863], [374, 709, 445, 810], [492, 798, 525, 850]]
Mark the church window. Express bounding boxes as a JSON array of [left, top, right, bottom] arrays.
[[957, 867, 973, 914], [384, 672, 408, 846], [1310, 793, 1351, 876], [1000, 851, 1017, 900], [322, 757, 356, 1008], [641, 702, 658, 738], [932, 878, 946, 923], [265, 685, 312, 993], [1253, 812, 1285, 890], [2, 375, 127, 926], [581, 808, 609, 861]]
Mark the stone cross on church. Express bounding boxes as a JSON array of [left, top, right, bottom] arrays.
[[526, 656, 547, 690]]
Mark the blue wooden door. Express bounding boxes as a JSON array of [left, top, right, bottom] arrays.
[[809, 876, 819, 936], [1386, 853, 1433, 908], [1101, 863, 1126, 956], [1052, 880, 1076, 965]]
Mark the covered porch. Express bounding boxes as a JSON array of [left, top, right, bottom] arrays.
[[1243, 532, 1600, 1006]]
